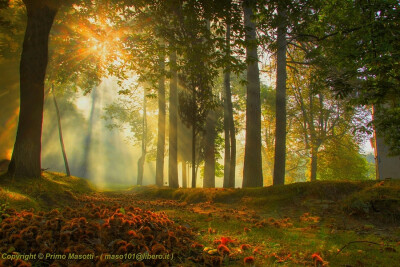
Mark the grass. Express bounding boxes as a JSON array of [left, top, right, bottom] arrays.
[[0, 174, 399, 266], [130, 180, 400, 266], [0, 171, 95, 210]]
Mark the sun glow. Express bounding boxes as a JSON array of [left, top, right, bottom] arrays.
[[6, 149, 12, 160], [52, 5, 130, 77], [0, 107, 19, 159]]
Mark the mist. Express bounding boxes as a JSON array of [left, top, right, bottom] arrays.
[[41, 78, 157, 188]]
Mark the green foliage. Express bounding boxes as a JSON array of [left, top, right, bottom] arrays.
[[298, 0, 400, 155], [0, 0, 25, 60], [103, 88, 157, 155], [318, 137, 372, 181]]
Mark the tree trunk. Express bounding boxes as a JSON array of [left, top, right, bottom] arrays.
[[223, 23, 236, 188], [8, 0, 59, 177], [203, 109, 216, 188], [229, 119, 236, 188], [273, 2, 287, 185], [182, 160, 187, 188], [81, 87, 97, 178], [169, 51, 179, 188], [52, 85, 70, 176], [155, 54, 165, 186], [137, 88, 147, 186], [137, 156, 144, 185], [242, 0, 263, 187], [191, 101, 196, 188], [223, 65, 231, 188], [310, 146, 318, 182]]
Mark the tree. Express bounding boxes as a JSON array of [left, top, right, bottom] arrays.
[[80, 87, 97, 178], [223, 23, 236, 188], [178, 115, 191, 188], [295, 0, 400, 155], [137, 88, 147, 186], [318, 136, 370, 181], [155, 52, 166, 186], [8, 0, 60, 177], [203, 107, 216, 188], [51, 85, 70, 176], [288, 59, 357, 182], [104, 83, 157, 185], [242, 0, 263, 187], [168, 50, 179, 188], [273, 1, 287, 185]]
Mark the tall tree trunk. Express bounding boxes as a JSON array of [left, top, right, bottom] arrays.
[[223, 23, 236, 188], [81, 87, 97, 178], [52, 85, 70, 176], [273, 2, 287, 185], [178, 114, 191, 187], [155, 53, 165, 186], [169, 51, 179, 188], [227, 30, 236, 188], [223, 78, 231, 188], [182, 160, 187, 188], [308, 90, 317, 182], [191, 90, 197, 188], [310, 145, 318, 182], [8, 1, 59, 177], [242, 0, 263, 187], [229, 119, 236, 188], [203, 109, 216, 188], [137, 88, 147, 186]]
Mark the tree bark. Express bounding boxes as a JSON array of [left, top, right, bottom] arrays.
[[155, 54, 165, 186], [273, 2, 287, 185], [191, 93, 197, 188], [229, 117, 236, 188], [137, 88, 147, 186], [81, 87, 97, 178], [203, 109, 216, 188], [223, 23, 236, 188], [52, 85, 70, 176], [223, 65, 231, 188], [310, 146, 318, 182], [242, 0, 263, 187], [182, 160, 187, 188], [169, 51, 179, 188], [8, 0, 59, 177]]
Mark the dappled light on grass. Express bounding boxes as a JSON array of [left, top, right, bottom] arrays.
[[0, 189, 30, 202], [0, 179, 399, 266]]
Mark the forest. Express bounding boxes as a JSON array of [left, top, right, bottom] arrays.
[[0, 0, 399, 266]]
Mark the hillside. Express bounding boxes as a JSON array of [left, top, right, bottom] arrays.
[[0, 173, 399, 266]]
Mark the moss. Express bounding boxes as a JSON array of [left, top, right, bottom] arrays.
[[342, 180, 400, 222], [0, 171, 95, 211], [0, 188, 39, 211]]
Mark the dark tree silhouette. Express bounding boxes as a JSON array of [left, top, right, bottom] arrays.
[[273, 2, 287, 185], [242, 0, 263, 187], [8, 0, 60, 177]]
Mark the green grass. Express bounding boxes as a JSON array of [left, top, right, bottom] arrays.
[[0, 174, 399, 266], [0, 171, 95, 210], [130, 180, 400, 266]]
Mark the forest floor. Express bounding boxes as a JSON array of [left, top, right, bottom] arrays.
[[0, 171, 399, 266]]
